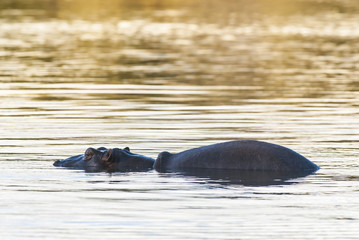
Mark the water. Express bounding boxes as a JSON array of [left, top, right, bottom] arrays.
[[0, 0, 358, 239]]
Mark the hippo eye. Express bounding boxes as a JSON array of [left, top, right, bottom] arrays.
[[124, 147, 130, 152]]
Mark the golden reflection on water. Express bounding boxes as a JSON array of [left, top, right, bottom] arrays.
[[0, 0, 358, 154]]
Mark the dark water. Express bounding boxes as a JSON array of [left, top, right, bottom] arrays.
[[1, 0, 358, 239]]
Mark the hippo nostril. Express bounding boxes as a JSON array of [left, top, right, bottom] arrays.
[[53, 160, 61, 166], [84, 148, 95, 161]]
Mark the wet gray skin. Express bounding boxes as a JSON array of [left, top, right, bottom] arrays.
[[154, 140, 319, 173]]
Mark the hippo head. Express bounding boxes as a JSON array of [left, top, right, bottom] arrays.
[[83, 147, 110, 172], [101, 147, 155, 172], [83, 147, 154, 172]]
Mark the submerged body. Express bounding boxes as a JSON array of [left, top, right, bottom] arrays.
[[154, 140, 319, 173]]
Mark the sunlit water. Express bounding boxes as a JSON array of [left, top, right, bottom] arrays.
[[0, 0, 358, 239]]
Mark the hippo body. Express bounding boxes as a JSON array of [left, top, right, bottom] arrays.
[[154, 140, 319, 173]]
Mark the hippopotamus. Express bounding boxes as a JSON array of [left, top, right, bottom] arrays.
[[54, 140, 319, 174]]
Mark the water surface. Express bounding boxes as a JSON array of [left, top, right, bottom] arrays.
[[0, 0, 358, 239]]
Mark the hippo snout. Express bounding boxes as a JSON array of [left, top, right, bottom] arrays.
[[53, 160, 61, 166]]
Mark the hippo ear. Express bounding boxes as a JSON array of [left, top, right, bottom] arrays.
[[102, 149, 113, 162], [124, 147, 130, 152], [84, 148, 94, 162]]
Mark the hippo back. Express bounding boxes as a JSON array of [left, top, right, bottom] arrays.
[[155, 140, 319, 172]]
